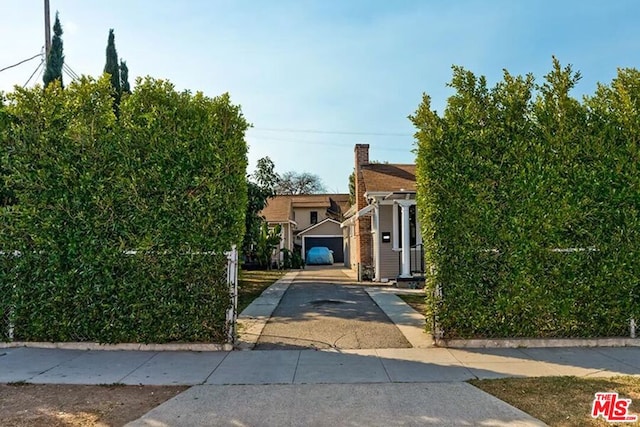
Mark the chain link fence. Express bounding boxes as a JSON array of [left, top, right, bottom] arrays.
[[1, 247, 239, 344], [426, 247, 640, 344]]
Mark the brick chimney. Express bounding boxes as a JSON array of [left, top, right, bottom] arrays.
[[354, 144, 372, 270], [354, 144, 369, 211]]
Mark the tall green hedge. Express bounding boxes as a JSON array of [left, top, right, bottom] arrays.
[[411, 59, 640, 339], [0, 76, 248, 343]]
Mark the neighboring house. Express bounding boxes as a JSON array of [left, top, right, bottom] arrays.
[[342, 144, 423, 282], [259, 193, 350, 263]]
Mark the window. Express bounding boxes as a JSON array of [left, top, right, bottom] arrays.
[[310, 211, 318, 225], [397, 205, 417, 248]]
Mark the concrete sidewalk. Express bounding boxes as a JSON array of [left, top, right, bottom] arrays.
[[2, 346, 639, 385], [127, 383, 547, 427], [3, 346, 639, 426]]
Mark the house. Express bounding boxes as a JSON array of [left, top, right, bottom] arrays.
[[260, 193, 350, 263], [342, 144, 423, 282]]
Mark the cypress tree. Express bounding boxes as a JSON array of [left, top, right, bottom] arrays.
[[120, 60, 131, 94], [43, 12, 64, 88], [104, 29, 121, 95]]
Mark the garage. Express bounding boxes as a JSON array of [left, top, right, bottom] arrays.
[[304, 236, 344, 263], [297, 218, 345, 264]]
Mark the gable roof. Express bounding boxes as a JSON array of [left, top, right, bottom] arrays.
[[361, 164, 416, 193], [260, 194, 350, 223], [296, 218, 342, 235], [260, 197, 292, 223]]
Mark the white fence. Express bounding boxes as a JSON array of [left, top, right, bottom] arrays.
[[225, 245, 239, 344]]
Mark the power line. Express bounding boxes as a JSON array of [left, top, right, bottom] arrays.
[[0, 53, 44, 73], [248, 127, 412, 137], [34, 60, 46, 86], [23, 57, 45, 87], [63, 63, 80, 80], [247, 135, 414, 151]]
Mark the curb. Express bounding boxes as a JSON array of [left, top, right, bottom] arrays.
[[437, 338, 640, 348], [0, 342, 233, 352]]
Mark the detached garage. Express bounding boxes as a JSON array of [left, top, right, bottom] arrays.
[[298, 218, 344, 263]]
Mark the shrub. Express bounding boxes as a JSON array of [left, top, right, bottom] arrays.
[[411, 59, 640, 339], [0, 76, 248, 343]]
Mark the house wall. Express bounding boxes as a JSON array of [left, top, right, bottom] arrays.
[[378, 204, 400, 280], [377, 203, 423, 280], [343, 226, 351, 267], [284, 223, 293, 252], [292, 207, 329, 231], [299, 220, 341, 237]]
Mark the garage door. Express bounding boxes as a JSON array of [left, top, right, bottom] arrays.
[[304, 237, 344, 263]]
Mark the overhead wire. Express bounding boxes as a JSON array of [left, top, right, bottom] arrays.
[[2, 43, 81, 88], [249, 127, 412, 137], [247, 126, 414, 151], [34, 60, 46, 85], [0, 53, 44, 73], [247, 135, 414, 151], [63, 63, 80, 80], [23, 57, 45, 87]]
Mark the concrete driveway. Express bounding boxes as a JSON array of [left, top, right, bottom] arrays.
[[254, 265, 413, 350]]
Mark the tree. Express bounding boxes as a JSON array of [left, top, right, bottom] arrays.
[[120, 60, 131, 94], [254, 157, 278, 190], [275, 171, 326, 195], [255, 223, 282, 269], [243, 157, 278, 261], [410, 58, 640, 339], [348, 170, 355, 204], [3, 76, 249, 343], [0, 96, 15, 206], [104, 29, 121, 96], [43, 12, 64, 88]]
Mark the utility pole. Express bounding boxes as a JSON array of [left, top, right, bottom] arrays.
[[44, 0, 51, 58]]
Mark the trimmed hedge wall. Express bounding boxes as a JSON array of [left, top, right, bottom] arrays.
[[0, 76, 248, 343], [411, 60, 640, 339]]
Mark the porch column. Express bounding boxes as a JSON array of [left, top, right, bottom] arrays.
[[398, 200, 412, 278], [373, 201, 380, 281], [392, 202, 399, 250], [279, 225, 284, 262]]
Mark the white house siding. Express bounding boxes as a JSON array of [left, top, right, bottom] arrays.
[[296, 220, 341, 247], [378, 204, 400, 280], [343, 227, 350, 267], [293, 207, 330, 230], [300, 220, 341, 237], [343, 225, 357, 268]]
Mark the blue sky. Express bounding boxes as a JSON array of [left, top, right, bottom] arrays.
[[1, 1, 638, 192]]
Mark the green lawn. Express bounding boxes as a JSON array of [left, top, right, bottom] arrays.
[[470, 376, 640, 427], [396, 294, 427, 316], [237, 269, 286, 313]]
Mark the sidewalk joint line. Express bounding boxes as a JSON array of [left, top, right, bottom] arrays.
[[118, 351, 158, 383], [202, 350, 232, 384], [30, 347, 88, 381], [291, 350, 302, 384], [376, 349, 393, 383], [446, 348, 479, 379], [592, 347, 640, 371]]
